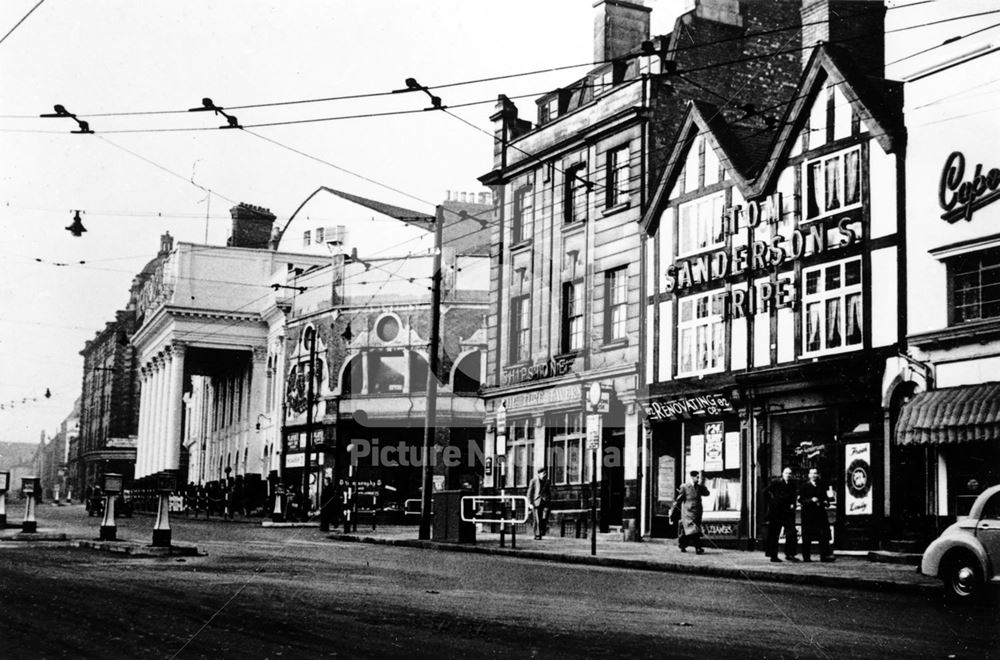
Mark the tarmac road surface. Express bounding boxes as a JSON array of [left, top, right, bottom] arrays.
[[1, 507, 997, 659]]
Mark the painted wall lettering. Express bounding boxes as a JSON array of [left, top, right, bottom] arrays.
[[939, 151, 1000, 223]]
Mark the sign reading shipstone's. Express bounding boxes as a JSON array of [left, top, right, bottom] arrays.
[[502, 354, 575, 386], [644, 392, 733, 421]]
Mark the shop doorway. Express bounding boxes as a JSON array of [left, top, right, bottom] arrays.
[[650, 422, 682, 537], [601, 428, 625, 529]]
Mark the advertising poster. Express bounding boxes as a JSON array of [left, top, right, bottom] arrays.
[[704, 422, 724, 471], [844, 442, 873, 516]]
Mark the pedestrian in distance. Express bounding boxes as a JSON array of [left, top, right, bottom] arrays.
[[672, 470, 710, 554], [526, 466, 551, 540], [765, 467, 800, 562], [799, 468, 835, 562]]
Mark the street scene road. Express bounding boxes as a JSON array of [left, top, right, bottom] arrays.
[[1, 506, 997, 659]]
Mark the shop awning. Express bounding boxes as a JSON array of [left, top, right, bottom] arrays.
[[895, 382, 1000, 445]]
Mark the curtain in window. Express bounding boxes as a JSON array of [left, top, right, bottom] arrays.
[[825, 157, 841, 211], [711, 321, 724, 369], [806, 302, 822, 352], [568, 439, 581, 484], [845, 151, 860, 204], [846, 293, 862, 344], [680, 328, 693, 373], [826, 298, 842, 348], [696, 325, 708, 370]]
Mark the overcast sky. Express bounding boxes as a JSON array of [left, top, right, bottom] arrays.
[[0, 0, 995, 446]]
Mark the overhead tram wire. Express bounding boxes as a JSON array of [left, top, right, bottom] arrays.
[[2, 9, 994, 135], [0, 0, 968, 121], [0, 0, 46, 47]]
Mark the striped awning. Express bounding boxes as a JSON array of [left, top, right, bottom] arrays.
[[895, 382, 1000, 445]]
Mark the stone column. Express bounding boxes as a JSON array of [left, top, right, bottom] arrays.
[[150, 353, 166, 476], [135, 366, 150, 479], [249, 347, 268, 476], [164, 344, 186, 471]]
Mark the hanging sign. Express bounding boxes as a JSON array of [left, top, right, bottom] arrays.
[[844, 442, 873, 516]]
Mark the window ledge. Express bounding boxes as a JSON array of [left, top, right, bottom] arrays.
[[510, 239, 532, 252], [598, 338, 629, 351], [562, 221, 586, 236], [602, 201, 631, 218]]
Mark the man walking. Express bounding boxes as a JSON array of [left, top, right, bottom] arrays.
[[800, 468, 835, 562], [765, 467, 799, 562], [674, 471, 710, 554], [526, 467, 551, 540]]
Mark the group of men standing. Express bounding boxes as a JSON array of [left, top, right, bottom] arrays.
[[765, 467, 835, 563]]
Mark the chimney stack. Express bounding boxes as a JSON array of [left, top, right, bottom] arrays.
[[593, 0, 651, 64], [228, 203, 276, 249], [801, 1, 885, 76]]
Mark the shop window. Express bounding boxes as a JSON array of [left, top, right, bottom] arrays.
[[802, 258, 862, 356], [549, 412, 584, 485], [803, 146, 861, 220], [677, 291, 725, 376], [512, 185, 533, 244], [678, 192, 726, 256], [564, 163, 589, 224], [510, 294, 531, 363], [775, 409, 838, 504], [603, 267, 628, 342], [948, 248, 1000, 324], [605, 145, 630, 208], [561, 281, 584, 353], [506, 420, 535, 488], [369, 351, 405, 394], [684, 420, 741, 513]]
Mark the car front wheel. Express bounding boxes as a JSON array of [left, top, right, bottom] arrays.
[[943, 551, 984, 603]]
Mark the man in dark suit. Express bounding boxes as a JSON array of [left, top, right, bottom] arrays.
[[800, 468, 835, 562], [765, 467, 799, 562], [526, 467, 551, 540]]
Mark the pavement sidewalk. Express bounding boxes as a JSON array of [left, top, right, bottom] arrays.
[[325, 525, 941, 596]]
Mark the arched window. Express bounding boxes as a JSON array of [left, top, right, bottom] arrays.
[[340, 354, 363, 396], [452, 351, 482, 394]]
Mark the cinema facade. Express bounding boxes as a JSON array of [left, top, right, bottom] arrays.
[[640, 45, 906, 549]]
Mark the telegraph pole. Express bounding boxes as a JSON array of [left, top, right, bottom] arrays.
[[418, 205, 444, 540]]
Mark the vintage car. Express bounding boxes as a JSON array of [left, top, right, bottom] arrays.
[[921, 484, 1000, 602]]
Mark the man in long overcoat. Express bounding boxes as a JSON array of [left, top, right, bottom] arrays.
[[765, 467, 799, 562], [674, 470, 710, 554], [799, 468, 834, 562]]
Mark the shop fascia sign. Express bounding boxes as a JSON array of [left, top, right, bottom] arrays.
[[644, 392, 733, 421], [939, 151, 1000, 223], [502, 353, 575, 386], [663, 193, 861, 317]]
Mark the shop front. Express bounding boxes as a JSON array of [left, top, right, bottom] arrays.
[[644, 389, 745, 543]]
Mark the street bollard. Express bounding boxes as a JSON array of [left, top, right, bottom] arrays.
[[21, 476, 40, 533], [271, 487, 285, 523], [0, 471, 9, 528], [151, 472, 176, 547], [100, 473, 123, 542]]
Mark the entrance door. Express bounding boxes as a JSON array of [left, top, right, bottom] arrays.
[[651, 422, 682, 537], [601, 428, 625, 529]]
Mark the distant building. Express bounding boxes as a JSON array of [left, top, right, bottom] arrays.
[[274, 188, 491, 515]]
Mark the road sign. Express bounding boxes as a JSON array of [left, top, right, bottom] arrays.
[[586, 413, 602, 451], [460, 495, 529, 523]]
